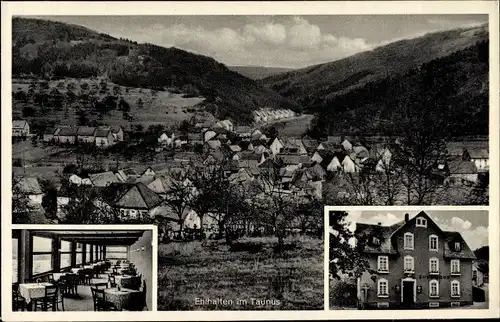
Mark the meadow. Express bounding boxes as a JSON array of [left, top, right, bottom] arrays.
[[157, 236, 324, 311]]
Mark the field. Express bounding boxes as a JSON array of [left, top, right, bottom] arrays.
[[12, 77, 208, 130], [260, 114, 315, 137], [157, 236, 324, 311]]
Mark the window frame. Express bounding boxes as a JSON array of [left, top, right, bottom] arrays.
[[429, 234, 439, 252], [404, 255, 414, 272], [429, 279, 439, 298], [31, 235, 54, 276], [451, 280, 461, 297], [75, 242, 84, 265], [416, 217, 427, 227], [12, 237, 20, 283], [454, 241, 461, 251], [451, 259, 461, 275], [404, 232, 414, 250], [105, 246, 128, 260], [429, 257, 439, 274], [372, 236, 380, 246], [377, 255, 389, 273], [59, 239, 73, 270], [377, 278, 389, 298]]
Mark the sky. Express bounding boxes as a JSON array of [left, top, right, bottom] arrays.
[[333, 209, 489, 251], [33, 14, 488, 68]]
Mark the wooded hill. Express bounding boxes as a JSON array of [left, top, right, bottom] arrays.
[[262, 25, 489, 137], [12, 17, 295, 125]]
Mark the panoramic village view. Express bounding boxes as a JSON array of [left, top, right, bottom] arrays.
[[11, 15, 488, 311]]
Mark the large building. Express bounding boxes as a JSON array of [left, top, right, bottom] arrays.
[[355, 211, 476, 309]]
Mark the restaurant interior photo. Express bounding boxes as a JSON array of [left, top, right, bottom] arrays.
[[12, 228, 154, 311]]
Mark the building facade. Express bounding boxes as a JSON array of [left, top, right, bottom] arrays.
[[356, 211, 476, 309]]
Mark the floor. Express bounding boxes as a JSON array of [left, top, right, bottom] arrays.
[[19, 275, 147, 312]]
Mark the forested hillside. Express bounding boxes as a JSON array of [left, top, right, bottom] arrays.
[[306, 40, 489, 137], [12, 17, 295, 124]]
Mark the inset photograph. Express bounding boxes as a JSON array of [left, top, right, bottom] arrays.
[[12, 227, 155, 311], [328, 209, 488, 310]]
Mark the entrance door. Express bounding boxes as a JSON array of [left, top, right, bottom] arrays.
[[402, 281, 415, 305]]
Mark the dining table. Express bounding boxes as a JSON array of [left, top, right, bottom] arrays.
[[114, 275, 132, 286], [104, 287, 142, 310], [19, 282, 54, 310], [70, 268, 83, 274], [52, 273, 66, 281]]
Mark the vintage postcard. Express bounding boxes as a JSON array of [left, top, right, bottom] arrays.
[[1, 1, 499, 321]]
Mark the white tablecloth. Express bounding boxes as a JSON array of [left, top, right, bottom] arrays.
[[115, 275, 132, 286], [104, 288, 141, 310], [19, 283, 53, 304], [71, 268, 82, 274], [52, 273, 66, 281]]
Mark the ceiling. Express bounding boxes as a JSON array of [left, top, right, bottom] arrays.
[[31, 230, 147, 246]]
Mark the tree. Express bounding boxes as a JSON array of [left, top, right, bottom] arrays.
[[329, 211, 371, 279], [248, 162, 300, 251], [12, 176, 36, 224], [40, 179, 58, 218], [61, 187, 119, 224], [163, 170, 194, 234]]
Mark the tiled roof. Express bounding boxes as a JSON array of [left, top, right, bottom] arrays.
[[13, 120, 28, 129], [443, 231, 477, 260], [89, 171, 120, 187], [115, 182, 162, 209], [44, 127, 56, 135], [277, 154, 310, 165], [355, 222, 403, 255], [77, 126, 96, 136], [95, 127, 111, 137], [58, 127, 78, 136], [448, 159, 478, 174]]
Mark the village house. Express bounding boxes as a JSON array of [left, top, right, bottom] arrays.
[[268, 137, 284, 157], [325, 155, 343, 172], [281, 138, 308, 155], [342, 155, 358, 173], [158, 133, 173, 147], [355, 211, 476, 309], [203, 129, 217, 142], [234, 125, 252, 138], [12, 120, 30, 137], [89, 171, 122, 187], [446, 142, 489, 172], [187, 132, 203, 145], [110, 125, 124, 141], [56, 127, 78, 144], [251, 129, 263, 141], [76, 126, 96, 143], [204, 139, 222, 153], [42, 127, 60, 142], [472, 260, 489, 287], [317, 141, 339, 152], [102, 182, 164, 221], [446, 158, 479, 184], [301, 138, 319, 155], [342, 139, 353, 151], [95, 127, 115, 147]]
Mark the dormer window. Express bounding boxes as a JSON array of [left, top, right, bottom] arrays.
[[372, 236, 380, 245], [454, 242, 461, 251], [416, 217, 427, 227]]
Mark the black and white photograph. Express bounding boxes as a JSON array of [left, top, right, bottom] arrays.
[[12, 227, 154, 311], [3, 0, 498, 318], [328, 209, 489, 310]]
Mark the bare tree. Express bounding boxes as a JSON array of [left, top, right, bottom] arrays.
[[12, 176, 36, 224], [163, 170, 194, 234]]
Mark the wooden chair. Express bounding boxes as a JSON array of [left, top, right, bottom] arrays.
[[90, 287, 117, 311], [12, 283, 26, 311], [64, 273, 78, 295], [33, 284, 58, 311], [93, 282, 108, 289], [108, 275, 117, 288]]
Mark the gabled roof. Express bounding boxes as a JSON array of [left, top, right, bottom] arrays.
[[58, 127, 78, 136], [448, 158, 479, 174], [229, 145, 242, 152], [77, 126, 96, 136], [355, 222, 404, 255], [89, 171, 120, 187], [147, 177, 177, 194], [277, 154, 310, 165], [318, 141, 340, 152], [114, 182, 162, 209], [442, 231, 476, 260], [95, 127, 111, 137], [302, 139, 318, 150], [13, 120, 28, 129], [205, 140, 221, 150]]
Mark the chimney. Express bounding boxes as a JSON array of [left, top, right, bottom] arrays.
[[405, 213, 409, 222], [377, 222, 382, 226]]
